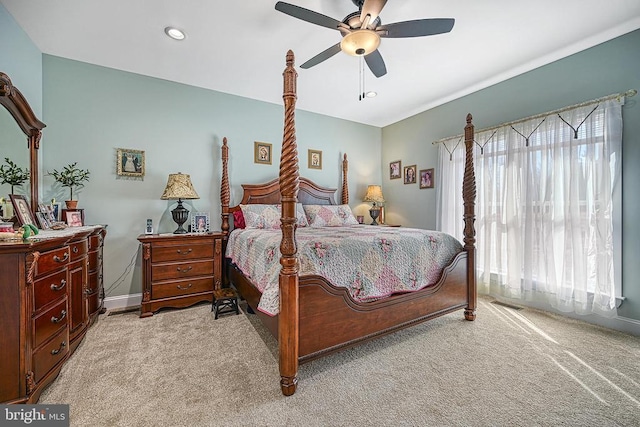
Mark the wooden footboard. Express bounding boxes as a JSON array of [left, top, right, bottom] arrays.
[[220, 51, 476, 396], [228, 250, 467, 362]]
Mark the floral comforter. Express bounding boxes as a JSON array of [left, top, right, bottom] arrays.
[[226, 225, 463, 316]]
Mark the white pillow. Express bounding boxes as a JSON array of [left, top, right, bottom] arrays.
[[303, 204, 359, 227], [239, 204, 309, 229]]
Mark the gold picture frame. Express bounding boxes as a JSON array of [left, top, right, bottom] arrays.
[[116, 148, 145, 177], [419, 168, 435, 189], [10, 194, 37, 227], [390, 160, 401, 179], [404, 165, 417, 184], [254, 141, 272, 165], [308, 149, 322, 170]]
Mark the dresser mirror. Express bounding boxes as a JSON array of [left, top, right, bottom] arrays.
[[0, 72, 46, 214]]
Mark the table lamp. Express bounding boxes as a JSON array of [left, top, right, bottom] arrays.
[[161, 173, 200, 233], [363, 185, 385, 226]]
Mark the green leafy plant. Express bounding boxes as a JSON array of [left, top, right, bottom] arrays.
[[48, 162, 90, 201], [0, 157, 29, 194]]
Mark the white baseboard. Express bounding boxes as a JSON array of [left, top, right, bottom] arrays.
[[490, 295, 640, 337], [103, 293, 142, 311]]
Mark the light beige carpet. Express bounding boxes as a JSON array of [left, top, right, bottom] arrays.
[[40, 297, 640, 426]]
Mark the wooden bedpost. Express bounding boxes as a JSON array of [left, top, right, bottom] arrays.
[[278, 50, 300, 396], [221, 137, 230, 237], [341, 153, 349, 204], [463, 114, 477, 321]]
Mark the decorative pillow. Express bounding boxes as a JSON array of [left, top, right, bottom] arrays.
[[239, 204, 308, 229], [232, 210, 245, 229], [303, 204, 359, 227]]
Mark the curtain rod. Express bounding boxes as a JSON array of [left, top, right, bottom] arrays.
[[432, 89, 637, 145]]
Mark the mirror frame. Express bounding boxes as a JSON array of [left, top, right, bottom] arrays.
[[0, 72, 46, 213]]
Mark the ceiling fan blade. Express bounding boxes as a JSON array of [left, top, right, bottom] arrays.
[[378, 18, 455, 38], [275, 2, 342, 31], [360, 0, 387, 28], [300, 43, 342, 69], [364, 49, 387, 78]]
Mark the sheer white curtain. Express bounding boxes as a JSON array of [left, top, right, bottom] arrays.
[[438, 99, 623, 315]]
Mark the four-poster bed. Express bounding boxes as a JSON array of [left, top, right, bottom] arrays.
[[219, 50, 477, 396]]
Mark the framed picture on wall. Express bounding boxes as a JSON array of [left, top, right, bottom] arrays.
[[308, 149, 322, 170], [419, 168, 435, 189], [117, 148, 145, 177], [390, 160, 401, 179], [254, 141, 272, 165], [404, 165, 417, 184]]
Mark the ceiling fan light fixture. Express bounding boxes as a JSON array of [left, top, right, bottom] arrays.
[[340, 30, 380, 56], [164, 26, 186, 41], [366, 91, 377, 98]]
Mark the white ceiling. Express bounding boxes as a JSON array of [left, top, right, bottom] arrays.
[[3, 0, 640, 127]]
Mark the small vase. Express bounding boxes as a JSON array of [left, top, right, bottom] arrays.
[[65, 200, 78, 209]]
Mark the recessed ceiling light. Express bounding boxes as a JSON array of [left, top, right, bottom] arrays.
[[164, 27, 186, 41], [366, 91, 377, 98]]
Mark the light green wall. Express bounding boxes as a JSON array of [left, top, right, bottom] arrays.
[[42, 55, 381, 298], [382, 29, 640, 325], [0, 3, 42, 198]]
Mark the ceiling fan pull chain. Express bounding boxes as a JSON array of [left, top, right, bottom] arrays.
[[360, 55, 365, 101]]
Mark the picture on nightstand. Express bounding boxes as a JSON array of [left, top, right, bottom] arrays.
[[192, 212, 210, 232]]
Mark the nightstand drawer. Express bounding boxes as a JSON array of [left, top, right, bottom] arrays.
[[33, 298, 68, 349], [33, 328, 69, 383], [151, 259, 214, 281], [33, 269, 68, 312], [152, 277, 213, 299], [35, 246, 70, 278], [152, 243, 213, 263]]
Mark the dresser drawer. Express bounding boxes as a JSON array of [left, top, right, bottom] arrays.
[[35, 246, 70, 278], [88, 249, 103, 270], [33, 298, 68, 349], [33, 269, 68, 312], [151, 259, 214, 281], [152, 243, 214, 263], [69, 239, 88, 261], [87, 290, 100, 316], [89, 233, 103, 250], [33, 328, 69, 383], [152, 276, 213, 299]]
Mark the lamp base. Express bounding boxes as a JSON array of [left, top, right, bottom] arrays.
[[369, 207, 380, 226], [171, 199, 189, 234]]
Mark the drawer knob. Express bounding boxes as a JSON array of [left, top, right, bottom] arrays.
[[53, 252, 69, 263], [50, 279, 67, 291], [176, 266, 193, 273], [51, 341, 66, 355], [72, 246, 79, 253], [177, 248, 193, 255], [51, 310, 67, 324], [177, 283, 193, 290]]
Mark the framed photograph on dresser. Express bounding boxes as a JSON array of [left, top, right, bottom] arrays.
[[66, 211, 83, 227], [10, 194, 37, 226]]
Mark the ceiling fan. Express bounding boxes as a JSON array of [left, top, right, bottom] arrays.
[[275, 0, 455, 78]]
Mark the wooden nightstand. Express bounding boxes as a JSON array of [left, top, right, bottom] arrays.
[[137, 232, 223, 317]]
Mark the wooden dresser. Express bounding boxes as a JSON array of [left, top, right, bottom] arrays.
[[137, 232, 223, 317], [0, 225, 106, 404]]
